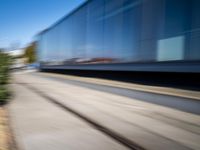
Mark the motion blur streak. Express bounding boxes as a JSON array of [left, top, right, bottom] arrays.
[[37, 0, 200, 72]]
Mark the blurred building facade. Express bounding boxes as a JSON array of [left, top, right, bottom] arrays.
[[7, 49, 26, 69], [37, 0, 200, 72]]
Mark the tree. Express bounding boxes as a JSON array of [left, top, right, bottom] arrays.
[[24, 42, 37, 64]]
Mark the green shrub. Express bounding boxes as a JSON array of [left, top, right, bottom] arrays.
[[0, 86, 10, 105], [0, 51, 12, 105]]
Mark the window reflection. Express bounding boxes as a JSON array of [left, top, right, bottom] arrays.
[[157, 36, 184, 61], [38, 0, 200, 64]]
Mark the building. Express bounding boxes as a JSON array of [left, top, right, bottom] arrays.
[[37, 0, 200, 72], [6, 49, 26, 69]]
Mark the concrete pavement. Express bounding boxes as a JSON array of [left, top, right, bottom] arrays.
[[8, 84, 128, 150], [37, 72, 200, 101], [8, 72, 200, 150], [34, 72, 200, 114]]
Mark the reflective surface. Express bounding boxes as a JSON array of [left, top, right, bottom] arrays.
[[38, 0, 200, 64]]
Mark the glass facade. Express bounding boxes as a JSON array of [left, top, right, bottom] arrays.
[[38, 0, 200, 65]]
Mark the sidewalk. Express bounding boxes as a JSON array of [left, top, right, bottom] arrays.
[[38, 72, 200, 101], [8, 84, 128, 150], [0, 107, 9, 150], [9, 72, 200, 150]]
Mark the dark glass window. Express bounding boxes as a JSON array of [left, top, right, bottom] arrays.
[[156, 0, 189, 61], [187, 0, 200, 60], [157, 0, 200, 61], [86, 0, 105, 60], [70, 6, 87, 61], [122, 0, 142, 61], [38, 0, 200, 64], [104, 0, 125, 62], [163, 0, 191, 38], [140, 0, 164, 61]]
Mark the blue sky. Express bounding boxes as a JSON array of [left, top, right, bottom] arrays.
[[0, 0, 85, 49]]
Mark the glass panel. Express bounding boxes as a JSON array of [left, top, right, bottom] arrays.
[[157, 36, 184, 61], [38, 0, 200, 64], [163, 0, 191, 38], [86, 0, 105, 62], [58, 17, 74, 62], [140, 0, 164, 61], [186, 0, 200, 60], [103, 0, 125, 62], [71, 6, 87, 63], [37, 35, 43, 61], [122, 0, 142, 62], [157, 0, 200, 61]]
